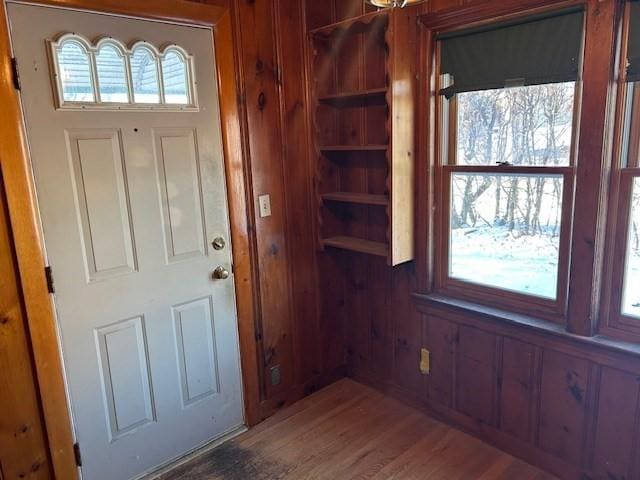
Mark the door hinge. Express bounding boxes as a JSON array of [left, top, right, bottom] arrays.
[[44, 266, 55, 294], [11, 58, 21, 91], [73, 442, 82, 467]]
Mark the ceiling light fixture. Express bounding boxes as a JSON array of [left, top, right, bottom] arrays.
[[366, 0, 425, 7]]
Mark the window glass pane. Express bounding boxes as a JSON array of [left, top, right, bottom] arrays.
[[57, 41, 94, 102], [162, 51, 189, 105], [449, 173, 563, 299], [131, 47, 160, 104], [96, 45, 129, 103], [456, 83, 575, 166], [623, 178, 640, 318]]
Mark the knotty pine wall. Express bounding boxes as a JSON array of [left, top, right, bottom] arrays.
[[0, 173, 52, 479], [302, 1, 640, 480], [225, 0, 345, 418]]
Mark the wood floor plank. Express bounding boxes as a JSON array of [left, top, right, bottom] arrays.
[[158, 380, 557, 480]]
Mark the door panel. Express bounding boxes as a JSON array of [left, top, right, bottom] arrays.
[[7, 3, 244, 479], [96, 316, 155, 441], [153, 128, 207, 263], [67, 129, 138, 280]]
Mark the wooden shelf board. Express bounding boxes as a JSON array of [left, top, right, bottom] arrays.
[[321, 192, 389, 206], [322, 236, 389, 258], [318, 88, 387, 106], [309, 11, 388, 37], [320, 144, 388, 152]]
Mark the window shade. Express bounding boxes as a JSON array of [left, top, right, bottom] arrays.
[[438, 7, 585, 98], [628, 1, 640, 81]]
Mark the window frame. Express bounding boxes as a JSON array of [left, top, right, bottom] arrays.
[[48, 33, 198, 111], [432, 37, 582, 323], [601, 1, 640, 341]]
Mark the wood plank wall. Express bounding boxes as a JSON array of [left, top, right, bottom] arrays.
[[301, 1, 640, 480], [0, 172, 52, 479], [222, 0, 345, 418]]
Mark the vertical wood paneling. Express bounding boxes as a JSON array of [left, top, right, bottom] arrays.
[[538, 350, 590, 465], [455, 325, 497, 426], [369, 257, 392, 381], [275, 0, 322, 387], [425, 315, 457, 408], [391, 263, 422, 393], [317, 251, 347, 376], [499, 338, 536, 442], [235, 0, 295, 399], [0, 175, 52, 479], [590, 367, 640, 479]]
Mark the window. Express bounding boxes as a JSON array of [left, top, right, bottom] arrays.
[[131, 44, 161, 104], [95, 42, 129, 103], [435, 8, 584, 317], [605, 1, 640, 335], [55, 38, 95, 102], [162, 50, 190, 105], [49, 34, 196, 110], [622, 177, 640, 318]]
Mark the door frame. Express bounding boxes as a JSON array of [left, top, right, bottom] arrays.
[[0, 1, 261, 478]]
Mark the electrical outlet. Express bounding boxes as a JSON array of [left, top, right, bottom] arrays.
[[420, 348, 430, 375], [258, 194, 272, 218]]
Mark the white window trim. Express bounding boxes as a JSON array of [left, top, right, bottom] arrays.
[[48, 33, 198, 112]]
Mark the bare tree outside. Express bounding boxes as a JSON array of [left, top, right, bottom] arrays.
[[449, 83, 574, 299]]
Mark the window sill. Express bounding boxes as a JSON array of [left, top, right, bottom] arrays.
[[412, 292, 640, 359]]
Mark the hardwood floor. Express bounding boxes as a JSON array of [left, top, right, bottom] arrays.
[[159, 379, 557, 480]]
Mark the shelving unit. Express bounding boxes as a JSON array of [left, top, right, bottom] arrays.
[[319, 145, 388, 152], [307, 8, 416, 266], [322, 236, 389, 258], [321, 192, 389, 206]]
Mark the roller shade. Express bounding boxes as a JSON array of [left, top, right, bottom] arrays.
[[628, 1, 640, 81], [438, 7, 585, 98]]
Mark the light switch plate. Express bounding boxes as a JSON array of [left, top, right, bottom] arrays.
[[258, 194, 272, 218]]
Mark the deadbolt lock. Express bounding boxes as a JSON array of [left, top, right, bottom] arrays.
[[212, 237, 226, 250], [212, 266, 230, 280]]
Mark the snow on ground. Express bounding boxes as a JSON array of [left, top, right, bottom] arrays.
[[451, 225, 640, 318], [450, 226, 560, 299]]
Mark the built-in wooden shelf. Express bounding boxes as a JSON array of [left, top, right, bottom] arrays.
[[309, 8, 415, 266], [319, 145, 388, 152], [309, 11, 387, 37], [322, 236, 389, 257], [318, 88, 387, 107], [321, 192, 389, 206]]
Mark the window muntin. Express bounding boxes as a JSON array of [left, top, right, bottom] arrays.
[[49, 34, 197, 110], [95, 43, 129, 103], [56, 39, 95, 102], [622, 177, 640, 318], [449, 172, 564, 299]]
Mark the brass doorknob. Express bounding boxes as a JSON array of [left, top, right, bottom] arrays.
[[212, 266, 230, 280], [212, 237, 226, 250]]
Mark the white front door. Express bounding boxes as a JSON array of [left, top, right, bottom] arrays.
[[7, 3, 244, 479]]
